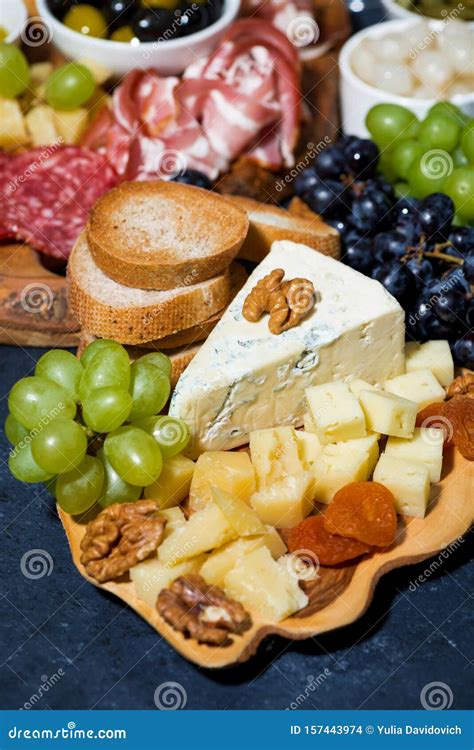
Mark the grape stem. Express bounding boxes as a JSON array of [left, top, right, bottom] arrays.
[[422, 251, 463, 265]]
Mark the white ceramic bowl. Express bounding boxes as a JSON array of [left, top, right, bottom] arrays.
[[35, 0, 241, 78], [339, 18, 474, 137], [1, 0, 28, 44]]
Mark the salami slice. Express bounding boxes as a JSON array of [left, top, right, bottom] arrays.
[[0, 146, 118, 259]]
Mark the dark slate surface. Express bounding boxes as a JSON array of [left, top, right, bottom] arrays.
[[0, 345, 472, 710]]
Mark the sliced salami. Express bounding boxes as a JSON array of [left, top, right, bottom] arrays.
[[0, 146, 118, 259]]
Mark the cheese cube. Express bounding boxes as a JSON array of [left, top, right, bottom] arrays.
[[373, 453, 430, 518], [131, 556, 205, 607], [303, 411, 318, 433], [25, 105, 59, 147], [224, 546, 308, 621], [0, 98, 28, 149], [312, 441, 375, 504], [159, 507, 187, 538], [144, 454, 194, 508], [158, 502, 236, 564], [212, 487, 266, 537], [250, 426, 303, 489], [200, 531, 286, 588], [305, 381, 367, 445], [405, 340, 454, 387], [348, 378, 380, 398], [384, 369, 445, 410], [189, 451, 255, 511], [337, 434, 380, 476], [53, 108, 89, 145], [250, 472, 314, 528], [359, 389, 417, 438], [385, 428, 444, 482], [296, 430, 322, 471]]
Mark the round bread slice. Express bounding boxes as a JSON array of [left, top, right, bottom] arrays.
[[87, 181, 249, 290], [68, 234, 230, 344]]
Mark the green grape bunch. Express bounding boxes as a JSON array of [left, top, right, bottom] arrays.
[[5, 341, 190, 516]]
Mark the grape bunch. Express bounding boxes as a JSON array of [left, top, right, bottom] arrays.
[[293, 131, 474, 369], [6, 341, 190, 514]]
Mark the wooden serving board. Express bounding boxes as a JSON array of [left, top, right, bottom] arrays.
[[59, 449, 473, 669]]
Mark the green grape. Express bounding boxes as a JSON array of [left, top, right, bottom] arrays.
[[453, 145, 468, 168], [80, 339, 122, 369], [63, 5, 108, 38], [138, 351, 172, 379], [134, 415, 190, 458], [377, 150, 397, 183], [79, 346, 131, 401], [418, 114, 461, 153], [8, 376, 76, 431], [35, 349, 83, 402], [444, 167, 474, 222], [428, 101, 467, 126], [407, 152, 450, 199], [45, 62, 96, 111], [128, 361, 171, 421], [104, 426, 163, 486], [82, 387, 132, 433], [56, 455, 105, 514], [110, 26, 136, 42], [365, 104, 419, 148], [0, 27, 7, 42], [9, 442, 54, 483], [4, 414, 29, 445], [45, 476, 58, 498], [0, 43, 30, 99], [31, 416, 87, 475], [460, 121, 474, 164], [391, 139, 424, 181], [97, 448, 141, 507]]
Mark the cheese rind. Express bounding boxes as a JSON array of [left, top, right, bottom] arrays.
[[169, 241, 405, 457]]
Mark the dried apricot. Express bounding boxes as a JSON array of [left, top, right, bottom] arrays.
[[287, 515, 372, 566], [416, 402, 453, 448], [324, 481, 397, 548], [444, 395, 474, 460]]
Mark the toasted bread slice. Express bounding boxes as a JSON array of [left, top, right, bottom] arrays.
[[87, 181, 249, 291], [68, 234, 230, 345], [228, 195, 340, 263]]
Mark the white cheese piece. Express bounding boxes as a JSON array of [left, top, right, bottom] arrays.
[[312, 440, 376, 504], [305, 381, 367, 444], [359, 389, 417, 438], [169, 241, 405, 457], [405, 340, 454, 387], [384, 369, 445, 410], [385, 427, 444, 482], [373, 453, 430, 518]]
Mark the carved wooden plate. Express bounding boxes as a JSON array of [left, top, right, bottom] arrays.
[[59, 448, 473, 668]]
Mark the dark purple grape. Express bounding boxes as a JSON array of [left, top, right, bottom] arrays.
[[172, 169, 212, 189], [132, 7, 176, 41], [406, 257, 434, 289], [424, 314, 456, 340], [374, 261, 417, 305], [373, 231, 407, 262], [447, 226, 474, 254], [325, 217, 350, 235], [104, 0, 136, 28], [294, 167, 319, 198], [417, 193, 455, 242], [367, 176, 394, 199], [342, 236, 373, 274], [465, 300, 474, 328], [305, 179, 348, 218], [391, 196, 420, 226], [442, 267, 471, 295], [452, 335, 474, 369], [313, 146, 346, 180], [177, 0, 221, 35], [463, 250, 474, 283], [46, 0, 74, 18], [433, 289, 466, 324], [343, 138, 379, 178], [351, 190, 392, 233]]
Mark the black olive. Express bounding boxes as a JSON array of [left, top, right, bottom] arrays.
[[131, 6, 177, 41], [46, 0, 74, 19], [177, 0, 223, 35], [104, 0, 138, 29]]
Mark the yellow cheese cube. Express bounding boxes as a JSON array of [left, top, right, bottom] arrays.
[[373, 453, 430, 518], [385, 427, 444, 482], [76, 57, 112, 84], [25, 105, 59, 147], [250, 472, 314, 528], [384, 369, 445, 410], [189, 451, 255, 511], [159, 507, 187, 538], [405, 341, 454, 387], [144, 454, 194, 509], [296, 430, 322, 471], [200, 538, 269, 588], [250, 426, 303, 488], [348, 378, 380, 398], [53, 108, 89, 145], [359, 389, 417, 438], [305, 381, 366, 444], [30, 62, 54, 85], [304, 411, 318, 433], [130, 555, 205, 607], [224, 547, 308, 621], [212, 487, 266, 537], [312, 442, 373, 504], [337, 433, 380, 475], [259, 525, 288, 558], [158, 502, 236, 564], [0, 98, 28, 149]]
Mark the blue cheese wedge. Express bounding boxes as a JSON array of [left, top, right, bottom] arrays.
[[169, 241, 405, 457]]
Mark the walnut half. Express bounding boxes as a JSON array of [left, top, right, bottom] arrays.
[[242, 268, 315, 334], [80, 500, 166, 583], [157, 574, 251, 645], [446, 373, 474, 399]]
